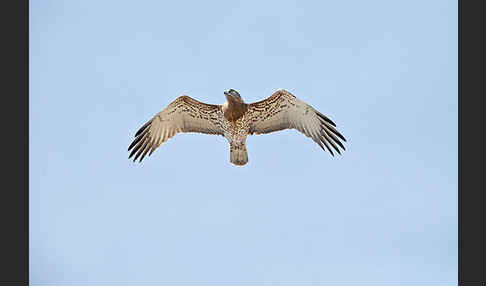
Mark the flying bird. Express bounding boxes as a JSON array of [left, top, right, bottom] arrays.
[[128, 89, 347, 166]]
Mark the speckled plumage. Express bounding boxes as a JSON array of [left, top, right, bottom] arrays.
[[128, 89, 347, 166]]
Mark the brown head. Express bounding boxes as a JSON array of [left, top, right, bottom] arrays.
[[222, 89, 247, 121], [224, 89, 244, 104]]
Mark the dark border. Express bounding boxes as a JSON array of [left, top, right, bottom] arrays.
[[459, 0, 481, 285], [458, 0, 461, 283], [1, 0, 29, 284], [458, 1, 462, 285]]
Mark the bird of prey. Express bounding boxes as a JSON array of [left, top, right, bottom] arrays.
[[128, 89, 346, 166]]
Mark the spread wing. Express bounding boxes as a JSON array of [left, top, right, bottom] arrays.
[[247, 89, 347, 156], [128, 95, 225, 162]]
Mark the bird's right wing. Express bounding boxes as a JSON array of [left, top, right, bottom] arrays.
[[128, 96, 225, 162], [247, 89, 346, 156]]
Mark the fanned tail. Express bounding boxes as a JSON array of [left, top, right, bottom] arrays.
[[230, 144, 248, 166]]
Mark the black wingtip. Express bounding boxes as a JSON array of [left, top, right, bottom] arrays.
[[322, 128, 346, 152], [319, 138, 334, 156], [128, 148, 137, 159], [134, 121, 152, 137], [139, 144, 151, 162], [316, 111, 336, 127], [128, 139, 138, 151], [325, 123, 347, 143]]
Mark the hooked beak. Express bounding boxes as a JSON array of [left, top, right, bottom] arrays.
[[224, 90, 232, 101]]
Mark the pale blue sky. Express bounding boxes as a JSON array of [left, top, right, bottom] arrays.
[[29, 0, 457, 285]]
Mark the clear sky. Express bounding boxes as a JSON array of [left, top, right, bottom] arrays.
[[29, 0, 457, 285]]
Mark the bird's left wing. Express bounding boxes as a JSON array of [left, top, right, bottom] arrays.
[[247, 89, 347, 156], [128, 95, 225, 162]]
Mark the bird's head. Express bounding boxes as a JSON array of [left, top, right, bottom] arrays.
[[224, 89, 244, 104]]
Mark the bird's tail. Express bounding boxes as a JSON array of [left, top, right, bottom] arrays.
[[230, 144, 248, 166]]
